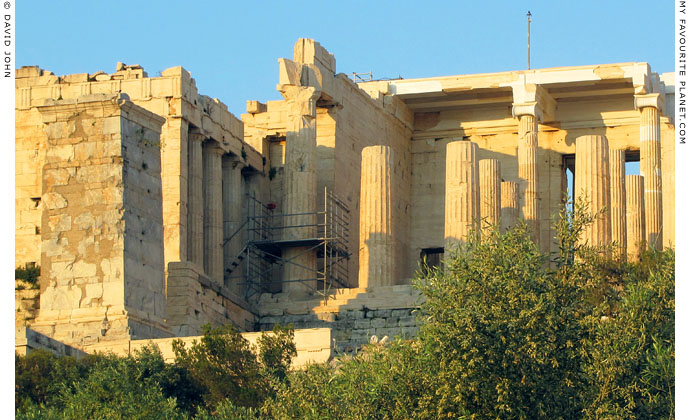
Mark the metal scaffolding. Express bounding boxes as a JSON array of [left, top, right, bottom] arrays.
[[224, 187, 351, 303]]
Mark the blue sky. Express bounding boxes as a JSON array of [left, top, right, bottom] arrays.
[[18, 1, 673, 117]]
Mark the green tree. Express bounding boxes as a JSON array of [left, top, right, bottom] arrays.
[[173, 324, 296, 411], [414, 222, 584, 419]]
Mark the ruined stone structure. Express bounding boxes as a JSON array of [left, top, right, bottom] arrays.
[[15, 39, 675, 357]]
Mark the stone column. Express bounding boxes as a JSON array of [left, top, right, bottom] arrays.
[[187, 131, 204, 267], [479, 159, 501, 234], [626, 175, 646, 261], [281, 87, 320, 297], [501, 181, 519, 232], [222, 155, 244, 292], [203, 142, 223, 283], [635, 94, 663, 249], [358, 146, 394, 288], [516, 112, 540, 242], [574, 135, 611, 247], [444, 141, 479, 251], [609, 149, 626, 258]]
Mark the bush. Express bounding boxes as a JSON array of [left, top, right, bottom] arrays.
[[15, 264, 40, 288], [173, 324, 296, 411]]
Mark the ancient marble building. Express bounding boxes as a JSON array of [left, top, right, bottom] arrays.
[[15, 39, 675, 357]]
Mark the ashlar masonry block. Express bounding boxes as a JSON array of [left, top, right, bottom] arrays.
[[32, 94, 170, 346]]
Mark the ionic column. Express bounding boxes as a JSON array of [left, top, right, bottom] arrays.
[[281, 87, 320, 297], [609, 149, 626, 258], [626, 175, 646, 262], [187, 131, 204, 267], [574, 135, 611, 247], [500, 181, 519, 233], [635, 94, 663, 249], [479, 159, 501, 234], [444, 141, 479, 251], [222, 155, 244, 292], [515, 111, 540, 243], [358, 146, 394, 288], [203, 142, 223, 283]]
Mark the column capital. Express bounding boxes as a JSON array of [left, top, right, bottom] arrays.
[[511, 82, 556, 122], [280, 85, 321, 117], [512, 102, 539, 119], [634, 93, 663, 111]]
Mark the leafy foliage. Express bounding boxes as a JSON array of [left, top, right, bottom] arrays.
[[15, 200, 674, 419], [173, 324, 296, 411], [15, 264, 40, 288]]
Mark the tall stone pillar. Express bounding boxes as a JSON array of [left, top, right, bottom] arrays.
[[203, 142, 223, 283], [500, 181, 519, 233], [635, 94, 663, 249], [281, 86, 320, 297], [187, 131, 205, 267], [444, 141, 479, 251], [222, 155, 244, 292], [626, 175, 646, 261], [479, 159, 501, 233], [609, 149, 626, 257], [515, 112, 540, 243], [574, 135, 611, 247], [358, 146, 394, 288]]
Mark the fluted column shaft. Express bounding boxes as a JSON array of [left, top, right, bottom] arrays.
[[203, 143, 223, 283], [282, 87, 320, 297], [445, 141, 479, 251], [358, 146, 394, 288], [575, 135, 611, 247], [222, 156, 244, 292], [501, 181, 519, 233], [639, 105, 663, 249], [187, 132, 204, 267], [626, 175, 646, 261], [517, 114, 539, 242], [609, 149, 626, 258], [479, 159, 501, 234]]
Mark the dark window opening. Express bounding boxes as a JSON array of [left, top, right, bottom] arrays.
[[420, 247, 444, 275]]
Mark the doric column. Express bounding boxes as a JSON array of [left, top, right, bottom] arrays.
[[187, 131, 204, 267], [203, 142, 223, 283], [444, 141, 479, 251], [609, 149, 626, 258], [479, 159, 501, 233], [358, 146, 394, 288], [635, 94, 663, 249], [500, 181, 519, 233], [574, 135, 611, 247], [514, 108, 540, 243], [222, 155, 244, 292], [626, 175, 646, 262], [281, 86, 320, 297]]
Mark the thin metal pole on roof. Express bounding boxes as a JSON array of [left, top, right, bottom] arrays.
[[527, 11, 532, 70]]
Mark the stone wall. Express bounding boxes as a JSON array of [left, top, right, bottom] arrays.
[[166, 261, 256, 335], [30, 94, 169, 346], [258, 285, 421, 353]]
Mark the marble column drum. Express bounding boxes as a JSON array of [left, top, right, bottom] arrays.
[[574, 135, 611, 248], [637, 99, 663, 249], [444, 141, 479, 251], [626, 175, 646, 262], [517, 114, 539, 242], [609, 149, 626, 258], [203, 143, 224, 283], [222, 155, 244, 292], [358, 145, 394, 288], [479, 159, 501, 233], [282, 88, 320, 297], [500, 181, 519, 233], [187, 132, 205, 268]]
